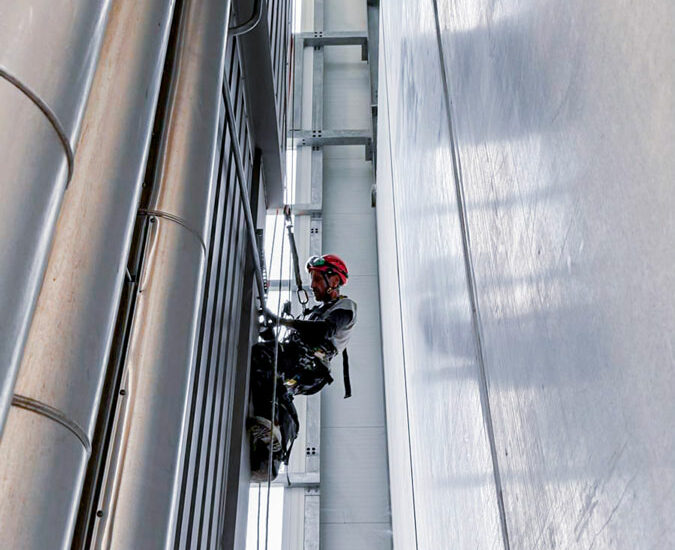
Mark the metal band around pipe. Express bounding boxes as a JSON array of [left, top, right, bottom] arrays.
[[12, 394, 91, 454], [221, 82, 268, 308], [229, 0, 264, 36], [0, 66, 75, 185], [138, 209, 207, 255]]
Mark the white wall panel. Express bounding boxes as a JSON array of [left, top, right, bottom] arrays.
[[379, 0, 674, 548]]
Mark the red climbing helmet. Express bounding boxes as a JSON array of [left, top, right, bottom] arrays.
[[306, 254, 349, 285]]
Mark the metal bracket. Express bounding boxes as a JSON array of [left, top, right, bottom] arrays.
[[296, 31, 368, 61], [291, 129, 373, 160]]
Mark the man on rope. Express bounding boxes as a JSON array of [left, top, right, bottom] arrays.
[[248, 254, 357, 480]]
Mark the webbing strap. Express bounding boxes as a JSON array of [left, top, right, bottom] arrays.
[[283, 205, 308, 304], [342, 349, 352, 399]]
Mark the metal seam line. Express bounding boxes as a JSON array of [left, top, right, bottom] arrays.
[[380, 14, 420, 550], [0, 65, 75, 184], [430, 1, 511, 548], [11, 394, 91, 454], [138, 208, 207, 255]]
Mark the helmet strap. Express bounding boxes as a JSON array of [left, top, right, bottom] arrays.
[[322, 272, 339, 300]]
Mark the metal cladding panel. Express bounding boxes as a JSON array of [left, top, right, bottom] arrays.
[[174, 30, 256, 550], [374, 57, 416, 550], [11, 0, 176, 438], [378, 1, 504, 549], [0, 407, 87, 548], [93, 0, 231, 545], [379, 0, 674, 548], [0, 0, 112, 433], [321, 524, 392, 550], [433, 1, 675, 548], [0, 2, 175, 547], [105, 225, 206, 549]]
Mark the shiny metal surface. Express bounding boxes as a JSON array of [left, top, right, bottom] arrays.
[[0, 1, 175, 547], [94, 0, 231, 545], [0, 407, 88, 549], [0, 0, 112, 432], [379, 0, 674, 548]]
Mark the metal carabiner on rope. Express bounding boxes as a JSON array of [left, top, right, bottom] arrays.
[[297, 288, 309, 306], [283, 205, 309, 306]]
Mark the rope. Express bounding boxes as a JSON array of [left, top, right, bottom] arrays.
[[264, 196, 287, 550], [256, 2, 301, 547], [283, 206, 309, 305], [256, 483, 262, 550], [267, 209, 281, 288]]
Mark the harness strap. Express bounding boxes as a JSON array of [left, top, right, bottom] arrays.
[[283, 205, 308, 304], [342, 349, 352, 399]]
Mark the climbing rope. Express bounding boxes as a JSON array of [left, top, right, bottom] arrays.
[[283, 205, 309, 306], [263, 203, 287, 550], [256, 1, 301, 546]]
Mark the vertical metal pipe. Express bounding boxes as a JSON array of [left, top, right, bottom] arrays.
[[0, 1, 176, 548], [90, 0, 232, 546], [0, 0, 112, 433]]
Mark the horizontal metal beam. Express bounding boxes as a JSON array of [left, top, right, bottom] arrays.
[[266, 203, 321, 217], [291, 129, 373, 160], [296, 31, 368, 60], [272, 471, 320, 488]]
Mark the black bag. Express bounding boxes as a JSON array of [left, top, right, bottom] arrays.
[[249, 342, 299, 481]]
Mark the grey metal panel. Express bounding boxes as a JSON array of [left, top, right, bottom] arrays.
[[0, 2, 176, 547], [91, 0, 231, 545], [233, 0, 285, 207], [379, 0, 675, 549], [432, 1, 675, 548], [102, 224, 207, 549], [0, 0, 112, 434], [320, 427, 390, 524], [374, 54, 416, 550], [378, 1, 504, 549], [321, 524, 392, 550], [10, 0, 176, 437], [174, 24, 271, 548], [0, 407, 88, 548]]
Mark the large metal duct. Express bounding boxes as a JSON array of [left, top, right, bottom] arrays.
[[0, 0, 112, 433], [0, 1, 176, 548], [89, 0, 232, 546]]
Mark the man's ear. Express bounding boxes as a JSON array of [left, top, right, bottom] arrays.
[[328, 274, 341, 290]]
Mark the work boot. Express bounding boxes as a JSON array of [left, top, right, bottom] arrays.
[[247, 416, 282, 452]]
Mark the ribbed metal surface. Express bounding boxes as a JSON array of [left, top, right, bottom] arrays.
[[174, 33, 255, 549], [267, 0, 291, 144]]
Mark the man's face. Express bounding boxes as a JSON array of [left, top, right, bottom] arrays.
[[310, 270, 339, 302]]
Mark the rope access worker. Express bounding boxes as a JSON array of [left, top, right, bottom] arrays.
[[248, 254, 357, 480]]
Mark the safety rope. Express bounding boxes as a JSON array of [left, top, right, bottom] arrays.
[[283, 205, 309, 306], [256, 483, 262, 550], [257, 1, 300, 546], [264, 205, 287, 550]]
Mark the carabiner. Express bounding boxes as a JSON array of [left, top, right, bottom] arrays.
[[297, 288, 309, 305]]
